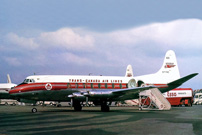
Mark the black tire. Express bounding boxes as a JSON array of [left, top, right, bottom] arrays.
[[57, 104, 61, 107], [101, 104, 110, 112], [73, 100, 82, 111], [32, 108, 37, 113]]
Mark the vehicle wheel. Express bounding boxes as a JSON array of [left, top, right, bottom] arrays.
[[57, 104, 61, 107], [5, 102, 8, 106], [32, 108, 37, 113], [188, 100, 191, 107], [12, 103, 16, 106], [181, 100, 185, 106]]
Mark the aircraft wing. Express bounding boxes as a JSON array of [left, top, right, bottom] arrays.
[[110, 86, 156, 100], [69, 86, 156, 101], [112, 86, 155, 95], [167, 73, 198, 87], [71, 73, 198, 101], [159, 73, 198, 93]]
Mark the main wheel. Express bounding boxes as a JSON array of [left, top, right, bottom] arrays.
[[73, 100, 82, 111], [188, 99, 192, 107], [101, 105, 109, 112], [101, 101, 110, 112]]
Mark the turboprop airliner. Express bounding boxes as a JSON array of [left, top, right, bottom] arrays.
[[0, 74, 17, 99], [9, 50, 198, 112]]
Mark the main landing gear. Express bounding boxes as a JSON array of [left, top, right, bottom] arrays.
[[73, 100, 82, 111], [101, 101, 110, 112], [31, 100, 110, 113]]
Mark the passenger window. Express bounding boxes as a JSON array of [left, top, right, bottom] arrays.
[[120, 84, 122, 89], [112, 83, 114, 88], [105, 83, 107, 88]]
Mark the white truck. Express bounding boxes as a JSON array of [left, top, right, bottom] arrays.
[[193, 93, 202, 105], [0, 99, 18, 106]]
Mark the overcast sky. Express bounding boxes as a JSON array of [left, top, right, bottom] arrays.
[[0, 0, 201, 90]]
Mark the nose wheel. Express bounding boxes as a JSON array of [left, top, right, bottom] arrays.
[[32, 108, 37, 113]]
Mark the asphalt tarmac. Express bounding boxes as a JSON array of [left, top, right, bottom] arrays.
[[0, 105, 202, 135]]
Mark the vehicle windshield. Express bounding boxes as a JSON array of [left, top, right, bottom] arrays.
[[194, 95, 199, 98], [194, 95, 202, 99]]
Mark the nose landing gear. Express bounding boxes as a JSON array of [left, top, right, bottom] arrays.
[[32, 108, 37, 113]]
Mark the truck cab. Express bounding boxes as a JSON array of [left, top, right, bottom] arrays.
[[194, 93, 202, 105]]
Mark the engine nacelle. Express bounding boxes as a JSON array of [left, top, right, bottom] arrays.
[[85, 90, 113, 99], [19, 99, 37, 104], [128, 79, 136, 88], [137, 80, 145, 87], [68, 92, 86, 100]]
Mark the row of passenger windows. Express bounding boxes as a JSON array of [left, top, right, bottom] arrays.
[[67, 83, 127, 89]]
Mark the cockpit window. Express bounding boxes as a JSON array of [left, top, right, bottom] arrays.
[[23, 79, 35, 83]]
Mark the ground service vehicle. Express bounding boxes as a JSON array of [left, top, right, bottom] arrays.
[[162, 88, 193, 106], [193, 93, 202, 105], [0, 99, 18, 106], [126, 88, 193, 107]]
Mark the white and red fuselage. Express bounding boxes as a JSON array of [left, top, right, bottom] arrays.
[[9, 74, 175, 102]]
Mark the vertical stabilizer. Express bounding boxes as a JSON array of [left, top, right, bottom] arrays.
[[7, 74, 11, 83], [156, 50, 180, 82], [125, 65, 133, 77]]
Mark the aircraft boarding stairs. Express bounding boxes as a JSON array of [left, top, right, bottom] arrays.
[[138, 88, 171, 110]]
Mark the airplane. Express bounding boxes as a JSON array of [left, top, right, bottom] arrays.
[[9, 50, 198, 112], [0, 74, 17, 99]]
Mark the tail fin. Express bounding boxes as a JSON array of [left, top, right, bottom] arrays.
[[155, 50, 180, 83], [125, 65, 133, 77], [7, 74, 11, 83]]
